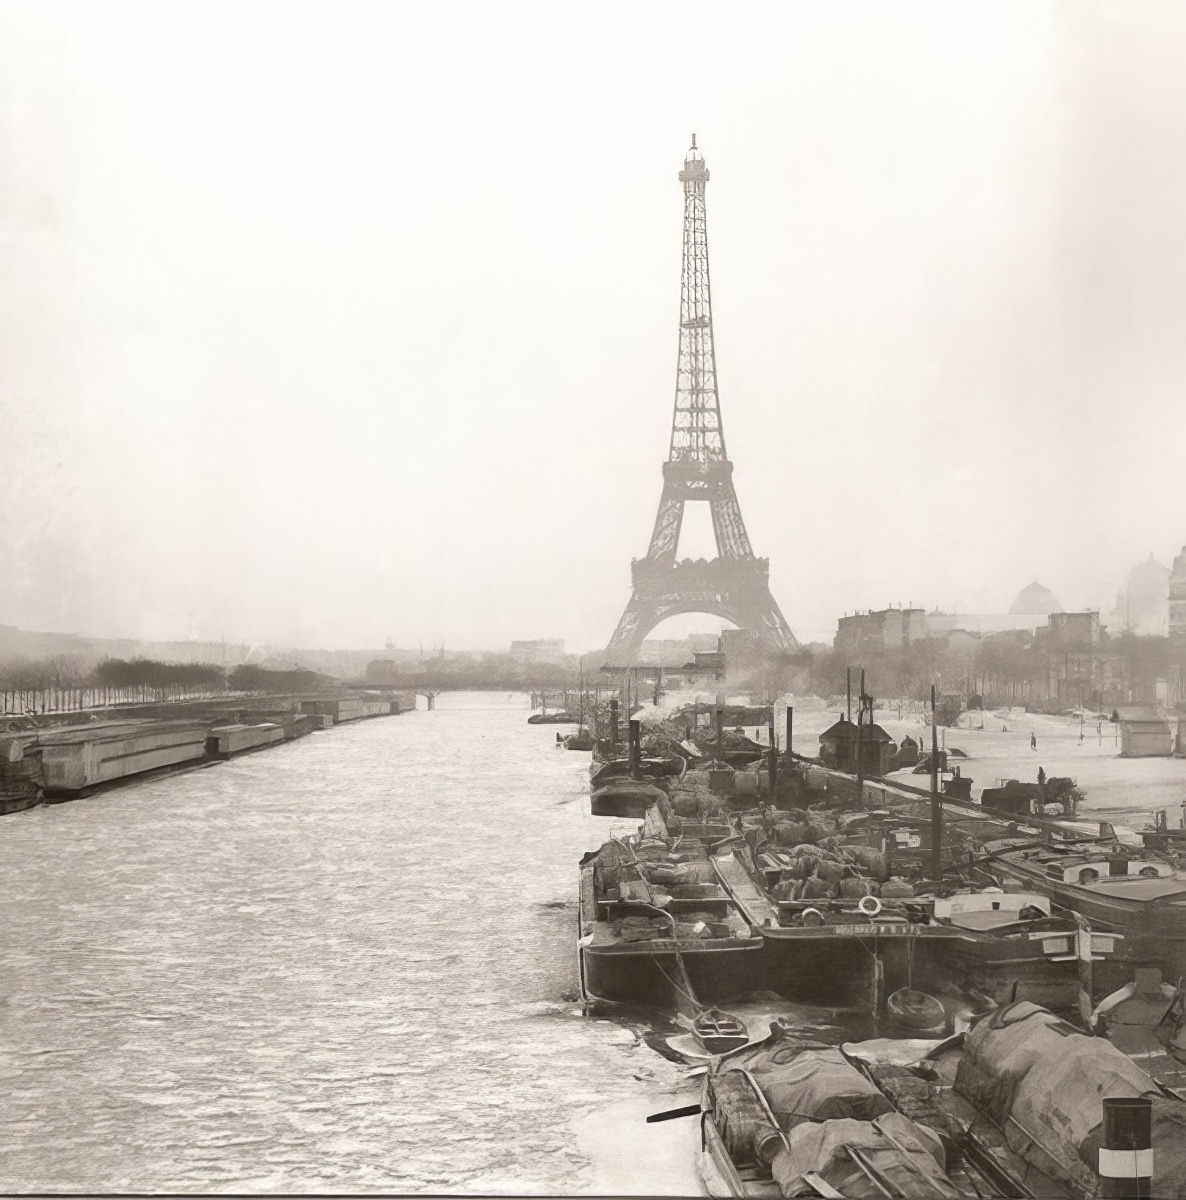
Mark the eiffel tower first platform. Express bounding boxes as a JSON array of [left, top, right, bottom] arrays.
[[602, 138, 798, 668]]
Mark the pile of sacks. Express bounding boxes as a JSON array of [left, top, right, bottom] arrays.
[[610, 913, 721, 942], [662, 791, 730, 829], [736, 804, 926, 903], [771, 854, 881, 903]]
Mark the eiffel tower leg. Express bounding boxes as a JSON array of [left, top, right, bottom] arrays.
[[603, 589, 675, 667], [603, 561, 798, 668], [725, 590, 798, 655]]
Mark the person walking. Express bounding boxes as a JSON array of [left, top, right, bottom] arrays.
[[1031, 732, 1037, 750], [1037, 766, 1046, 787]]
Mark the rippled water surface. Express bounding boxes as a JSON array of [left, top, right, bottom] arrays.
[[0, 694, 701, 1194]]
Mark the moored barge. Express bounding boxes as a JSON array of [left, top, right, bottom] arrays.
[[981, 840, 1186, 976], [578, 834, 762, 1009]]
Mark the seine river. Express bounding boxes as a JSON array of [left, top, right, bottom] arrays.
[[0, 693, 702, 1194]]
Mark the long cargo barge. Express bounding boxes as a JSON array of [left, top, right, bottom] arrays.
[[299, 696, 408, 724], [206, 722, 288, 759], [2, 693, 414, 811], [39, 721, 210, 798]]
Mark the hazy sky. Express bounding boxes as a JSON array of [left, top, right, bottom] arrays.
[[3, 1, 1186, 651]]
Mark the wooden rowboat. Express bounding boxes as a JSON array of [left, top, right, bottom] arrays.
[[693, 1008, 750, 1055]]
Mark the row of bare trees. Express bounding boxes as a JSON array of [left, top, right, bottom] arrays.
[[0, 656, 228, 715]]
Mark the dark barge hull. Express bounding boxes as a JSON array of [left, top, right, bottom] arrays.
[[912, 931, 1134, 1010], [756, 925, 958, 1007], [987, 858, 1186, 977], [754, 922, 1127, 1011], [579, 938, 764, 1008]]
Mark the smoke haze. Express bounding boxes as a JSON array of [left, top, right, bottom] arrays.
[[2, 1, 1185, 651]]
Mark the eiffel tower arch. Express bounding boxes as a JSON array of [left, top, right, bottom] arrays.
[[603, 138, 797, 668]]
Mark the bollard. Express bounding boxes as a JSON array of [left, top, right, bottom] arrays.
[[767, 720, 778, 798], [1100, 1096, 1152, 1199]]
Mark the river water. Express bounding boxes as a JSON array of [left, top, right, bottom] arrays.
[[0, 692, 703, 1195]]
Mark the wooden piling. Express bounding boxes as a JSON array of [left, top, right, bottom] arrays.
[[855, 668, 865, 805], [767, 716, 778, 800], [930, 684, 942, 879]]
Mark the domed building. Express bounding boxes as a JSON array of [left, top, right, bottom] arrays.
[[928, 581, 1063, 636], [1008, 581, 1064, 616]]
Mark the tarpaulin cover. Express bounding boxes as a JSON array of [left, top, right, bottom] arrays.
[[956, 1000, 1186, 1195], [726, 1029, 894, 1130], [771, 1113, 961, 1199]]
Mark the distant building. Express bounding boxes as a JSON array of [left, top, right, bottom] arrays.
[[927, 583, 1063, 638], [508, 639, 566, 664], [927, 611, 1045, 636], [364, 658, 400, 682], [1117, 705, 1173, 757], [834, 608, 928, 656], [1048, 649, 1125, 707], [1170, 548, 1186, 640], [1047, 611, 1101, 648], [1112, 554, 1170, 637]]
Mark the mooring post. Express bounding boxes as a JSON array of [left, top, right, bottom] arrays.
[[1100, 1096, 1152, 1199], [855, 668, 865, 806], [930, 684, 942, 879], [871, 948, 885, 1022], [628, 718, 641, 780], [767, 714, 778, 800], [609, 698, 619, 753]]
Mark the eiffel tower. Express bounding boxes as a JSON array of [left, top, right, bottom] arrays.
[[603, 138, 797, 668]]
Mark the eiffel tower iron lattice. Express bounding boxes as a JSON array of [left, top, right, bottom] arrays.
[[602, 138, 797, 668]]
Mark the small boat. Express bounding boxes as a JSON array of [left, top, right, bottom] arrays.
[[589, 755, 684, 787], [589, 779, 669, 818], [527, 711, 575, 725], [884, 987, 947, 1037], [693, 1008, 750, 1055], [1091, 967, 1186, 1092]]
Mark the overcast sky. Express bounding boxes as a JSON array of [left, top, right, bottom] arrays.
[[2, 1, 1186, 652]]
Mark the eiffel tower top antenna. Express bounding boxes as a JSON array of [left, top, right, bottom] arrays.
[[671, 136, 727, 472]]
